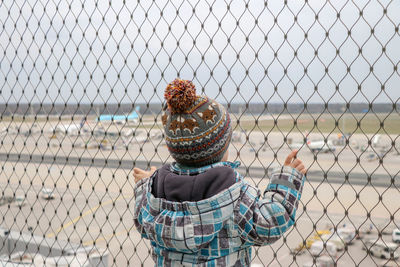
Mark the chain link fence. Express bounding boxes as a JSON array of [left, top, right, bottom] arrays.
[[1, 0, 400, 266]]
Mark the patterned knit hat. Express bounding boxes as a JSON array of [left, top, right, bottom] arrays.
[[162, 78, 232, 167]]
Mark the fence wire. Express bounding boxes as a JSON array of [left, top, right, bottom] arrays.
[[0, 0, 400, 266]]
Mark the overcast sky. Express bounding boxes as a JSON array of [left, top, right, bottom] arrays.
[[0, 0, 399, 105]]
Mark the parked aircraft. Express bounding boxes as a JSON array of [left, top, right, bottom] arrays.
[[49, 118, 87, 136], [97, 107, 140, 124], [290, 138, 336, 153], [308, 139, 336, 153], [372, 135, 381, 147]]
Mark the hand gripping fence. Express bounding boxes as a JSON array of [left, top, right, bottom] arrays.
[[0, 0, 399, 266]]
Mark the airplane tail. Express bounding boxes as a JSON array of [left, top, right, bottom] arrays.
[[304, 131, 310, 145], [130, 106, 140, 116], [79, 118, 86, 128]]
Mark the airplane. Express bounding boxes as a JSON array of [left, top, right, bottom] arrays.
[[97, 107, 140, 124], [290, 138, 336, 153], [372, 135, 382, 147], [49, 118, 87, 136], [0, 127, 7, 136], [308, 139, 336, 153]]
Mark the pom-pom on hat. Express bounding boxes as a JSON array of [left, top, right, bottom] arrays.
[[162, 78, 232, 167], [164, 79, 197, 114]]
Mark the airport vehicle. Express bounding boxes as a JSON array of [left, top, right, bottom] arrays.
[[310, 241, 338, 257], [363, 239, 399, 260], [291, 230, 331, 254], [41, 188, 55, 200], [15, 195, 25, 207], [97, 106, 140, 124], [393, 229, 400, 243], [367, 153, 379, 162], [320, 233, 345, 251], [1, 126, 18, 136], [337, 226, 356, 244]]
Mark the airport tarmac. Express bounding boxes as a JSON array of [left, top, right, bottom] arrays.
[[1, 120, 399, 176], [0, 120, 399, 266], [1, 173, 399, 266]]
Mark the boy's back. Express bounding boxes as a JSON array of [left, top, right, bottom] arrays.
[[133, 79, 306, 266]]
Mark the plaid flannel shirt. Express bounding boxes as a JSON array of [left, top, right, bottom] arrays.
[[134, 161, 305, 267]]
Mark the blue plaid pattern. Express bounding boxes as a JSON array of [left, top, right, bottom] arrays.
[[134, 161, 305, 267]]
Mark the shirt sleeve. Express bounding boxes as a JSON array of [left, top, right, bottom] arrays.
[[234, 166, 305, 246], [133, 177, 150, 239]]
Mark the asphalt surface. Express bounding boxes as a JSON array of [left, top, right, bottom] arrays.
[[1, 152, 398, 187]]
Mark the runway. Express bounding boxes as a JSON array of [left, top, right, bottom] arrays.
[[1, 152, 398, 187], [1, 122, 399, 266]]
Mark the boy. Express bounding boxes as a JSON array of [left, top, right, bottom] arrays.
[[133, 79, 306, 266]]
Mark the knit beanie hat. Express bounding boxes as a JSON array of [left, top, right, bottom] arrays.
[[162, 78, 232, 167]]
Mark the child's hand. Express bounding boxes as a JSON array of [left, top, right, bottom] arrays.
[[284, 150, 307, 175], [133, 166, 157, 183]]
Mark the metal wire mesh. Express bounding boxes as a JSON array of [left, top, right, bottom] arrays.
[[0, 0, 399, 266]]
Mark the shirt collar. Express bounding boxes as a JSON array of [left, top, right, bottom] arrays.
[[170, 161, 241, 175]]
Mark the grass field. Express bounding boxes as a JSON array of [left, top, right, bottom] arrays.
[[233, 113, 400, 135], [132, 112, 399, 135], [1, 112, 399, 135]]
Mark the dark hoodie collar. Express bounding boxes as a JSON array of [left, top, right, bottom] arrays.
[[151, 161, 241, 202], [170, 161, 241, 175]]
